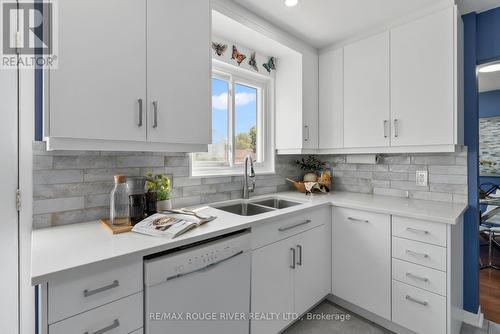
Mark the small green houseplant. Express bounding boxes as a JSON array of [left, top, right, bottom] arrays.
[[145, 172, 172, 211], [295, 155, 326, 181]]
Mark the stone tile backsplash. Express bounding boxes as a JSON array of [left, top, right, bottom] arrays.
[[32, 141, 302, 229], [32, 141, 468, 229]]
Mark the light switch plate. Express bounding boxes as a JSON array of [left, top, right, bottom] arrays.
[[415, 170, 428, 186]]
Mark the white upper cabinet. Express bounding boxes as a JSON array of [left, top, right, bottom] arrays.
[[276, 50, 319, 154], [343, 32, 390, 149], [319, 48, 344, 149], [147, 0, 211, 145], [390, 7, 455, 147], [46, 0, 210, 151], [49, 0, 147, 143], [315, 6, 462, 154]]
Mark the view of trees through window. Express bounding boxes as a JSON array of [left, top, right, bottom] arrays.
[[194, 77, 259, 166], [234, 83, 257, 164]]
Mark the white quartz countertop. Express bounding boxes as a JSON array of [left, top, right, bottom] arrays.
[[31, 191, 467, 285]]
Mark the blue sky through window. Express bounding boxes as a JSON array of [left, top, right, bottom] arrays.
[[212, 78, 257, 145], [211, 78, 228, 145]]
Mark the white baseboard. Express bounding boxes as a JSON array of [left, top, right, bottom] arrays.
[[462, 306, 484, 328]]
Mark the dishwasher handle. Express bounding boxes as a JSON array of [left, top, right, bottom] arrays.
[[165, 250, 244, 282]]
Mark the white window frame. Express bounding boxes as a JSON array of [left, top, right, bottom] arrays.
[[192, 61, 275, 176]]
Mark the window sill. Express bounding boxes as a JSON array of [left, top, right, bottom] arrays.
[[191, 167, 276, 178]]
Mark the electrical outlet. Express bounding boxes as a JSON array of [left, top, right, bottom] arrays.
[[415, 170, 428, 186]]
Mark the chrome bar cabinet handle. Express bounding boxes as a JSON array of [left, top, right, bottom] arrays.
[[152, 101, 158, 128], [406, 272, 429, 282], [278, 219, 312, 232], [83, 319, 120, 334], [296, 245, 302, 266], [83, 280, 119, 297], [383, 120, 388, 138], [290, 248, 296, 269], [304, 125, 310, 142], [137, 98, 143, 127], [405, 249, 429, 258], [405, 295, 428, 306], [406, 227, 429, 235], [394, 119, 399, 137], [347, 217, 369, 223]]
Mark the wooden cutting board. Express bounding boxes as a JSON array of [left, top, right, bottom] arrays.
[[100, 219, 133, 234]]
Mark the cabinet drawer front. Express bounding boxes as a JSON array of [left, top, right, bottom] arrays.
[[392, 259, 446, 296], [392, 216, 447, 247], [49, 292, 143, 334], [251, 206, 329, 249], [49, 258, 142, 324], [392, 281, 446, 334], [392, 237, 446, 271]]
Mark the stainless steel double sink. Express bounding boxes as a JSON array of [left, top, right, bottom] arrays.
[[211, 197, 302, 216]]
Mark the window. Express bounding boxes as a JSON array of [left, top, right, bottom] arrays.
[[192, 63, 274, 176]]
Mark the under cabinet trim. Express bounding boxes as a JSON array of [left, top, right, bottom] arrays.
[[45, 137, 208, 153]]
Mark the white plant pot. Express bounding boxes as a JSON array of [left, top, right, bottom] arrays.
[[156, 199, 172, 212]]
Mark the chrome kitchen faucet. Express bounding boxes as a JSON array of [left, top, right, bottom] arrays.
[[243, 155, 256, 199]]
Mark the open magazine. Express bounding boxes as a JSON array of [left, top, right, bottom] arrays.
[[132, 212, 216, 239]]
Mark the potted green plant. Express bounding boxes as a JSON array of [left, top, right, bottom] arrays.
[[295, 155, 326, 182], [145, 172, 172, 211]]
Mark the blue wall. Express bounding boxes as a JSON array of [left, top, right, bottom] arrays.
[[464, 6, 500, 313], [477, 7, 500, 64], [463, 12, 480, 314], [479, 90, 500, 118]]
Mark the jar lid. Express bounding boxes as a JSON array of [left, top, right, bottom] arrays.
[[114, 175, 127, 184]]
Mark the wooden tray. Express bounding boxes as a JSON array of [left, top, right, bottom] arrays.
[[100, 219, 133, 234]]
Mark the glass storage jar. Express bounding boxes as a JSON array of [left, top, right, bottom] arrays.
[[110, 175, 130, 225]]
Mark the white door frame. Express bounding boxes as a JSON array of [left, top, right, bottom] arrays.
[[19, 66, 35, 334], [0, 49, 19, 334]]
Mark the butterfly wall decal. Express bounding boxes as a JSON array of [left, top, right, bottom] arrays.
[[231, 45, 246, 66], [249, 52, 258, 71], [263, 57, 276, 73], [211, 42, 227, 57]]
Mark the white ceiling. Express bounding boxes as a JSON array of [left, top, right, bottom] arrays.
[[232, 0, 445, 48], [479, 70, 500, 93], [231, 0, 500, 49], [458, 0, 500, 14]]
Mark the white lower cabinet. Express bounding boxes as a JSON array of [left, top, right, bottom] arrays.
[[392, 259, 446, 296], [391, 216, 463, 334], [332, 207, 391, 320], [251, 223, 330, 334], [41, 258, 144, 334], [49, 292, 143, 334], [251, 236, 294, 334], [392, 280, 446, 334]]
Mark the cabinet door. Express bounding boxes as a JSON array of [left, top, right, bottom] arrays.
[[147, 0, 211, 144], [343, 32, 390, 148], [319, 48, 344, 149], [50, 0, 146, 142], [294, 225, 331, 315], [302, 50, 319, 149], [391, 8, 454, 147], [332, 208, 391, 320], [251, 239, 294, 334]]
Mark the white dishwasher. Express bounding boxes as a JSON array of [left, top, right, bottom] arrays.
[[144, 231, 251, 334]]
